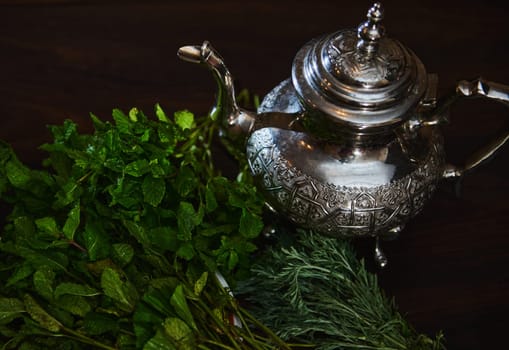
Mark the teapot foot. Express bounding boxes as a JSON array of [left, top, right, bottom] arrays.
[[374, 237, 388, 268], [374, 225, 404, 268]]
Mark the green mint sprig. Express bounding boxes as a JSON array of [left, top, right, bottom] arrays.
[[0, 106, 290, 349]]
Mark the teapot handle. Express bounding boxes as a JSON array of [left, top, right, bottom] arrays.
[[438, 78, 509, 178]]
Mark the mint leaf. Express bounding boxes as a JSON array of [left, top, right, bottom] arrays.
[[57, 295, 91, 317], [142, 175, 165, 207], [239, 208, 264, 238], [228, 250, 239, 271], [143, 329, 177, 350], [129, 107, 140, 122], [84, 220, 110, 261], [205, 183, 217, 212], [155, 104, 169, 123], [157, 123, 177, 144], [33, 267, 55, 301], [54, 180, 81, 209], [174, 110, 194, 130], [23, 294, 62, 332], [90, 113, 106, 130], [163, 317, 194, 349], [5, 159, 31, 189], [0, 298, 25, 325], [62, 201, 80, 240], [13, 216, 36, 241], [170, 286, 196, 331], [83, 312, 120, 336], [35, 217, 59, 237], [112, 108, 130, 133], [112, 243, 134, 267], [175, 166, 197, 197], [6, 263, 34, 287], [147, 227, 178, 252], [197, 224, 235, 237], [26, 250, 69, 273], [193, 272, 208, 296], [101, 268, 139, 313], [123, 220, 150, 247], [125, 159, 150, 177], [177, 202, 198, 241], [54, 282, 99, 298], [176, 242, 195, 261]]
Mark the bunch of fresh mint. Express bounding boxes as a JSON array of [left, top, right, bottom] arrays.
[[0, 106, 289, 349]]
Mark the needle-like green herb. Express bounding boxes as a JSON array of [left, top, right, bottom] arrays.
[[237, 230, 446, 350]]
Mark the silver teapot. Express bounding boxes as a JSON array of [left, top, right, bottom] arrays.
[[178, 3, 509, 266]]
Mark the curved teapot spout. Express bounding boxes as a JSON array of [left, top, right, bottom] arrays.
[[177, 41, 256, 141]]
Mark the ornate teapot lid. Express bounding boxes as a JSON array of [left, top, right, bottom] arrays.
[[292, 3, 428, 134]]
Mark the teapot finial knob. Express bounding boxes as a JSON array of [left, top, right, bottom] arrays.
[[357, 2, 385, 59]]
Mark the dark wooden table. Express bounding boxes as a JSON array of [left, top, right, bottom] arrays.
[[1, 1, 508, 349]]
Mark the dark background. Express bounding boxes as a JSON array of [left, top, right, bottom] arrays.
[[1, 1, 508, 349]]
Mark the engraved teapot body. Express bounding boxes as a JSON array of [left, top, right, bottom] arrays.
[[178, 3, 509, 264]]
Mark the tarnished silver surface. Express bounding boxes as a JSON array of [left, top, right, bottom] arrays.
[[178, 2, 509, 264]]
